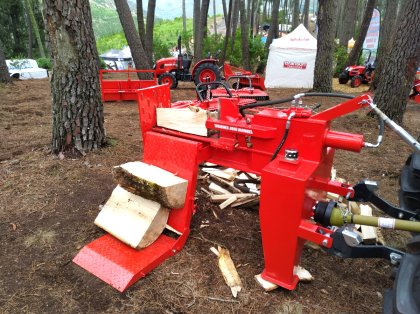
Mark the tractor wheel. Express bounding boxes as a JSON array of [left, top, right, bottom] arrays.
[[194, 63, 221, 87], [338, 72, 349, 84], [158, 73, 178, 89], [350, 75, 362, 88]]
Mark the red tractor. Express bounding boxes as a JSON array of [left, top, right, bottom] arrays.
[[409, 68, 420, 103], [154, 36, 221, 89], [339, 49, 376, 88], [338, 62, 375, 88]]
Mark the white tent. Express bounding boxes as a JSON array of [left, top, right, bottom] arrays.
[[265, 24, 317, 89], [99, 46, 133, 70]]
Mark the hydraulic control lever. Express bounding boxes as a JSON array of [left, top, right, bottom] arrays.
[[350, 181, 420, 221]]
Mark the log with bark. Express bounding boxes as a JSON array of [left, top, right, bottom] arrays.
[[113, 161, 188, 209]]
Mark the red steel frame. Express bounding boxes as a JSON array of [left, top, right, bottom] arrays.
[[100, 69, 157, 102], [75, 84, 371, 292]]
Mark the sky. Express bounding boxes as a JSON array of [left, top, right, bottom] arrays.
[[141, 0, 224, 19]]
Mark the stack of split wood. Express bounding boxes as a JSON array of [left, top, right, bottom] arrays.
[[199, 163, 261, 210], [94, 161, 188, 249]]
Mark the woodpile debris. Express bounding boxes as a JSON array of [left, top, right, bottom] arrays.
[[199, 163, 260, 210]]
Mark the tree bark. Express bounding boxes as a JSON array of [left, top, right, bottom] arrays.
[[222, 0, 228, 28], [137, 0, 146, 47], [303, 0, 309, 28], [182, 0, 187, 33], [230, 0, 239, 54], [195, 0, 210, 60], [44, 0, 105, 154], [239, 0, 250, 70], [23, 0, 33, 59], [265, 0, 280, 49], [373, 0, 420, 123], [0, 38, 11, 83], [313, 0, 338, 92], [221, 0, 233, 64], [213, 0, 217, 36], [193, 0, 201, 57], [345, 0, 376, 68], [292, 0, 300, 30], [145, 0, 156, 64], [114, 0, 151, 69], [24, 0, 45, 57], [370, 0, 398, 90], [338, 0, 357, 47]]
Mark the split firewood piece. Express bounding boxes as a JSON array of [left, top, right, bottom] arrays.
[[295, 266, 314, 282], [113, 161, 188, 209], [201, 167, 237, 181], [230, 195, 259, 208], [94, 185, 169, 249], [331, 167, 337, 181], [209, 182, 232, 195], [349, 201, 361, 215], [360, 204, 377, 244], [156, 107, 208, 136], [219, 195, 238, 209], [210, 246, 243, 298], [211, 193, 255, 202], [255, 274, 278, 292], [208, 174, 242, 193]]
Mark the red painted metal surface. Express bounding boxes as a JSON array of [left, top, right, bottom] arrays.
[[73, 234, 176, 292], [75, 83, 372, 292], [100, 69, 157, 102], [223, 63, 266, 90]]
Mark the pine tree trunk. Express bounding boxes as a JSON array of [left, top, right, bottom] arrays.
[[213, 0, 217, 36], [345, 0, 376, 68], [44, 0, 105, 154], [265, 0, 280, 49], [313, 0, 338, 92], [370, 0, 398, 90], [373, 0, 420, 124], [222, 0, 228, 28], [114, 0, 151, 69], [292, 0, 300, 30], [221, 0, 233, 64], [338, 0, 357, 47], [230, 0, 239, 54], [24, 0, 45, 58], [145, 0, 156, 65], [303, 0, 309, 28], [183, 0, 187, 33], [137, 0, 146, 47], [195, 0, 210, 59], [23, 0, 33, 59], [239, 0, 250, 70], [193, 0, 201, 57], [0, 38, 11, 84]]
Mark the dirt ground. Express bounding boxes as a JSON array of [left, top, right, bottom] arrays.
[[0, 79, 419, 314]]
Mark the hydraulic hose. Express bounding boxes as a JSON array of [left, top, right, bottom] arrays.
[[271, 112, 295, 160]]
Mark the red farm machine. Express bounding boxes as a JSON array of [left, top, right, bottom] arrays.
[[410, 68, 420, 103], [154, 36, 221, 89], [339, 49, 375, 88], [74, 84, 420, 313]]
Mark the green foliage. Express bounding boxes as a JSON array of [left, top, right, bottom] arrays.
[[98, 57, 107, 70], [203, 34, 224, 59], [334, 45, 348, 76], [36, 57, 52, 70]]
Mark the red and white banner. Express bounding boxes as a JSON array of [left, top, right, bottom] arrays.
[[283, 61, 307, 70], [363, 8, 381, 50]]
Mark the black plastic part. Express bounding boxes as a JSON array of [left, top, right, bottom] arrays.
[[350, 181, 419, 220], [399, 152, 420, 214], [313, 201, 336, 228], [327, 228, 404, 260]]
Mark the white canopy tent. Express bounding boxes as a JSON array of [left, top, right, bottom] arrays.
[[99, 46, 133, 70], [265, 24, 317, 89]]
